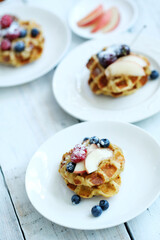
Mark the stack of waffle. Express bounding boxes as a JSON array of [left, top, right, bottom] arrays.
[[86, 49, 151, 97], [59, 140, 125, 198], [0, 18, 44, 67]]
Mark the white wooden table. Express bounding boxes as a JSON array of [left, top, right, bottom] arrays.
[[1, 0, 160, 239]]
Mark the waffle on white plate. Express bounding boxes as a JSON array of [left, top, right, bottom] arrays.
[[86, 44, 151, 97], [59, 137, 125, 198], [0, 14, 44, 67]]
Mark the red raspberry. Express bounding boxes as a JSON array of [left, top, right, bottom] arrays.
[[1, 39, 11, 51], [6, 29, 20, 40], [71, 144, 87, 163], [1, 15, 13, 28]]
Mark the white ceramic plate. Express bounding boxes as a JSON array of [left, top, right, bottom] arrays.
[[68, 0, 138, 39], [0, 5, 71, 87], [26, 121, 160, 230], [53, 35, 160, 122]]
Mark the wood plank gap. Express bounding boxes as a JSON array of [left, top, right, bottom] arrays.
[[124, 223, 135, 240], [0, 167, 26, 240]]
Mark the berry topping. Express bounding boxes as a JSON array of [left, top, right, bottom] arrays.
[[19, 29, 27, 38], [1, 39, 11, 51], [89, 136, 99, 145], [83, 137, 89, 142], [91, 205, 102, 217], [150, 70, 159, 80], [100, 138, 110, 148], [6, 29, 20, 40], [71, 144, 87, 163], [1, 15, 13, 28], [97, 50, 117, 68], [66, 162, 76, 173], [31, 28, 40, 37], [99, 200, 109, 210], [117, 44, 130, 57], [71, 194, 81, 205], [14, 41, 25, 52]]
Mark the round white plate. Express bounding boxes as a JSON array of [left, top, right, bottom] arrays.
[[69, 0, 138, 39], [26, 121, 160, 230], [53, 35, 160, 122], [0, 5, 71, 87]]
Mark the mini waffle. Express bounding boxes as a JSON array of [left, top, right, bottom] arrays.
[[86, 50, 151, 97], [59, 139, 125, 198], [65, 175, 121, 198], [0, 18, 44, 67]]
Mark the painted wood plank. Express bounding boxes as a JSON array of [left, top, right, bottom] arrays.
[[0, 168, 24, 240]]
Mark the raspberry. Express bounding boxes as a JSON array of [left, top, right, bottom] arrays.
[[1, 39, 11, 51], [1, 15, 13, 28], [71, 144, 87, 163], [6, 29, 20, 40]]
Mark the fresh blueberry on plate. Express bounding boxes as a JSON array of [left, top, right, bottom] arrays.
[[150, 70, 159, 80], [99, 200, 109, 211], [66, 162, 76, 173], [91, 205, 102, 217], [100, 139, 110, 148], [89, 136, 99, 144], [14, 41, 25, 52], [71, 194, 81, 205], [31, 28, 40, 37], [83, 137, 89, 142], [19, 29, 27, 38]]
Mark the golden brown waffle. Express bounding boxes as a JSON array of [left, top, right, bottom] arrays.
[[86, 52, 151, 97], [65, 175, 121, 198], [59, 140, 125, 198], [0, 19, 44, 67]]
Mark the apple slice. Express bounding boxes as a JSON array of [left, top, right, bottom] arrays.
[[74, 161, 86, 174], [91, 9, 112, 33], [103, 7, 120, 33], [77, 5, 104, 27], [85, 149, 113, 174], [119, 55, 147, 67], [105, 61, 145, 77], [87, 144, 98, 154]]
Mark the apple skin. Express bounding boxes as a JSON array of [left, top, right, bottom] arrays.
[[105, 60, 145, 77], [103, 7, 120, 33], [77, 5, 104, 27], [91, 9, 112, 33]]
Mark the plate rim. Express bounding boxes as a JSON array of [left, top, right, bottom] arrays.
[[25, 120, 160, 230], [0, 5, 71, 87], [68, 0, 139, 39]]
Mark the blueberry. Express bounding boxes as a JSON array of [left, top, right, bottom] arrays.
[[99, 200, 109, 211], [118, 44, 130, 57], [71, 194, 81, 205], [31, 28, 40, 37], [66, 162, 76, 173], [100, 139, 110, 148], [89, 136, 99, 145], [83, 137, 89, 142], [14, 41, 25, 52], [19, 29, 27, 38], [150, 70, 159, 80], [91, 205, 102, 217]]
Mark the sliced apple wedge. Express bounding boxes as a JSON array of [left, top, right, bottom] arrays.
[[74, 161, 86, 174], [103, 7, 120, 33], [77, 5, 104, 27], [105, 61, 145, 77], [118, 55, 147, 67], [91, 9, 112, 33], [87, 144, 98, 154], [85, 149, 113, 174]]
